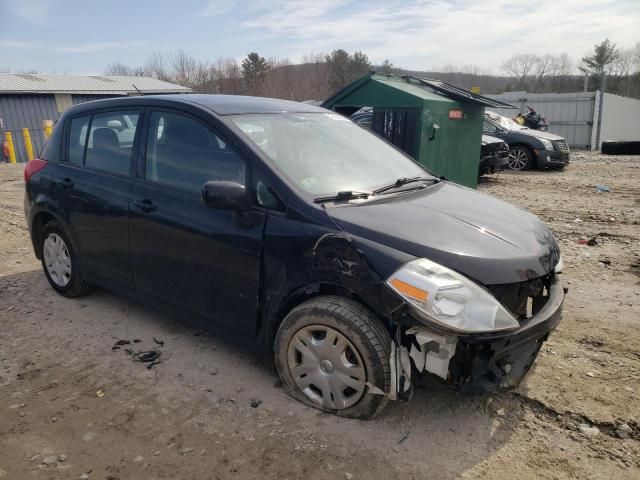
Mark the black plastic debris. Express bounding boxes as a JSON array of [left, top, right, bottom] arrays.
[[113, 339, 165, 369], [250, 399, 262, 408], [136, 351, 161, 363], [599, 255, 612, 266], [587, 237, 598, 247]]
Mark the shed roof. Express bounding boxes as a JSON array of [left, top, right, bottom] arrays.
[[322, 73, 516, 109], [0, 73, 191, 95]]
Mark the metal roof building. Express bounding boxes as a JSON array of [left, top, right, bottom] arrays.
[[0, 74, 191, 162]]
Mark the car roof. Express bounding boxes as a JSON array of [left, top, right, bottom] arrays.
[[65, 94, 329, 116]]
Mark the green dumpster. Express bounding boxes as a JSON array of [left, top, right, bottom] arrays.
[[322, 73, 515, 188]]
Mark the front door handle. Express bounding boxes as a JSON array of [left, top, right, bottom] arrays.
[[61, 178, 74, 189], [133, 199, 156, 213]]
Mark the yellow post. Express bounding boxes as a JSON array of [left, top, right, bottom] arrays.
[[4, 132, 17, 164], [22, 128, 34, 161], [43, 119, 53, 140]]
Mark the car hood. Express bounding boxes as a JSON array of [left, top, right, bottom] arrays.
[[327, 182, 560, 285], [482, 134, 505, 145], [510, 128, 565, 141]]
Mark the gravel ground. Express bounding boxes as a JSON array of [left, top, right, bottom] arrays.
[[1, 152, 639, 479]]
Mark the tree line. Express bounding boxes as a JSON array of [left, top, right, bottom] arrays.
[[104, 39, 640, 101], [105, 49, 372, 101]]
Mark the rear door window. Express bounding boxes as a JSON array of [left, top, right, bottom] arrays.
[[144, 111, 246, 194], [66, 110, 140, 176], [85, 111, 140, 175]]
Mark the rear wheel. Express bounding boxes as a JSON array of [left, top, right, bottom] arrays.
[[274, 296, 392, 419], [40, 221, 93, 297], [507, 146, 533, 171]]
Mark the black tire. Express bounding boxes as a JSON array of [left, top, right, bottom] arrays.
[[601, 141, 640, 155], [39, 220, 93, 297], [274, 296, 392, 419], [507, 146, 533, 171]]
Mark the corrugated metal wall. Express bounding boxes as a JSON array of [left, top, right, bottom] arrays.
[[0, 94, 59, 162], [486, 91, 597, 149], [0, 93, 119, 162]]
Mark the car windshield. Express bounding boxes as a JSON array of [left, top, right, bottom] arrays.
[[486, 113, 527, 131], [230, 112, 429, 196]]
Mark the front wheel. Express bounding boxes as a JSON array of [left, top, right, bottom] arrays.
[[40, 221, 93, 297], [507, 146, 533, 171], [274, 296, 392, 419]]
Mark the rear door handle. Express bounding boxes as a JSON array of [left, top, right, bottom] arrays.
[[61, 178, 74, 189], [133, 199, 156, 213]]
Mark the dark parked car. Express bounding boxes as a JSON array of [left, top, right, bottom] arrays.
[[349, 110, 509, 178], [484, 111, 570, 171], [479, 134, 509, 176], [24, 95, 565, 419]]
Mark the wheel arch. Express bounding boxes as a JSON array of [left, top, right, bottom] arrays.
[[30, 210, 76, 260], [267, 282, 387, 352]]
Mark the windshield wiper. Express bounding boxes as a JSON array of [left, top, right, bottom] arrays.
[[372, 176, 439, 195], [314, 191, 370, 204]]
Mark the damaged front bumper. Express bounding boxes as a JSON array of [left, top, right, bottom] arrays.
[[404, 276, 564, 393]]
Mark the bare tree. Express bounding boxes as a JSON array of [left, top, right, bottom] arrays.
[[104, 62, 134, 76], [378, 59, 395, 74], [143, 52, 171, 81], [501, 54, 539, 89], [300, 52, 329, 100]]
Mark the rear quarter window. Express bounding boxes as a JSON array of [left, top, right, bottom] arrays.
[[68, 115, 91, 165], [40, 119, 64, 162]]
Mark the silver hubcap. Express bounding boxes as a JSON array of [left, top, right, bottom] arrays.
[[287, 325, 366, 410], [43, 233, 72, 287], [508, 149, 529, 170]]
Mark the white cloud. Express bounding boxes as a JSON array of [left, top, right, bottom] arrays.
[[203, 0, 241, 16], [241, 0, 640, 71], [55, 41, 144, 54], [0, 41, 34, 49], [5, 0, 54, 23]]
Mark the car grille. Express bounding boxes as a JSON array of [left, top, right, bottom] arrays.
[[554, 140, 570, 153], [488, 274, 555, 320]]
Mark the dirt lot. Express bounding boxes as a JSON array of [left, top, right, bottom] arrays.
[[1, 152, 639, 479]]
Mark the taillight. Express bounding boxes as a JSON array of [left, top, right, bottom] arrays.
[[24, 159, 48, 182]]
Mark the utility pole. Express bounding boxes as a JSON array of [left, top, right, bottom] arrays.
[[594, 72, 606, 150]]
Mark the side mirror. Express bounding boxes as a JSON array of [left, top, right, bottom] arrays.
[[201, 180, 248, 211]]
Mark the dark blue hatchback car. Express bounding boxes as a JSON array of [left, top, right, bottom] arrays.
[[24, 95, 564, 418]]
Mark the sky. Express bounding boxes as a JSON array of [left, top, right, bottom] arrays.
[[1, 0, 639, 75]]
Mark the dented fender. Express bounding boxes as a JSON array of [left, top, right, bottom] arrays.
[[257, 212, 414, 348]]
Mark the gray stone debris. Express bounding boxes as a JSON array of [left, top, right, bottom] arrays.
[[616, 423, 632, 439], [578, 424, 600, 436], [42, 455, 57, 466]]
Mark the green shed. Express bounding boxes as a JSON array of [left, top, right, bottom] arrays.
[[322, 73, 515, 188]]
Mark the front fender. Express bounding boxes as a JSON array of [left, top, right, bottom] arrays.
[[258, 213, 414, 349]]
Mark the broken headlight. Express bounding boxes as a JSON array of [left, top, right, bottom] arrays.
[[554, 254, 563, 273], [386, 258, 519, 333]]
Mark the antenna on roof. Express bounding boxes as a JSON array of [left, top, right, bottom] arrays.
[[132, 84, 144, 96]]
